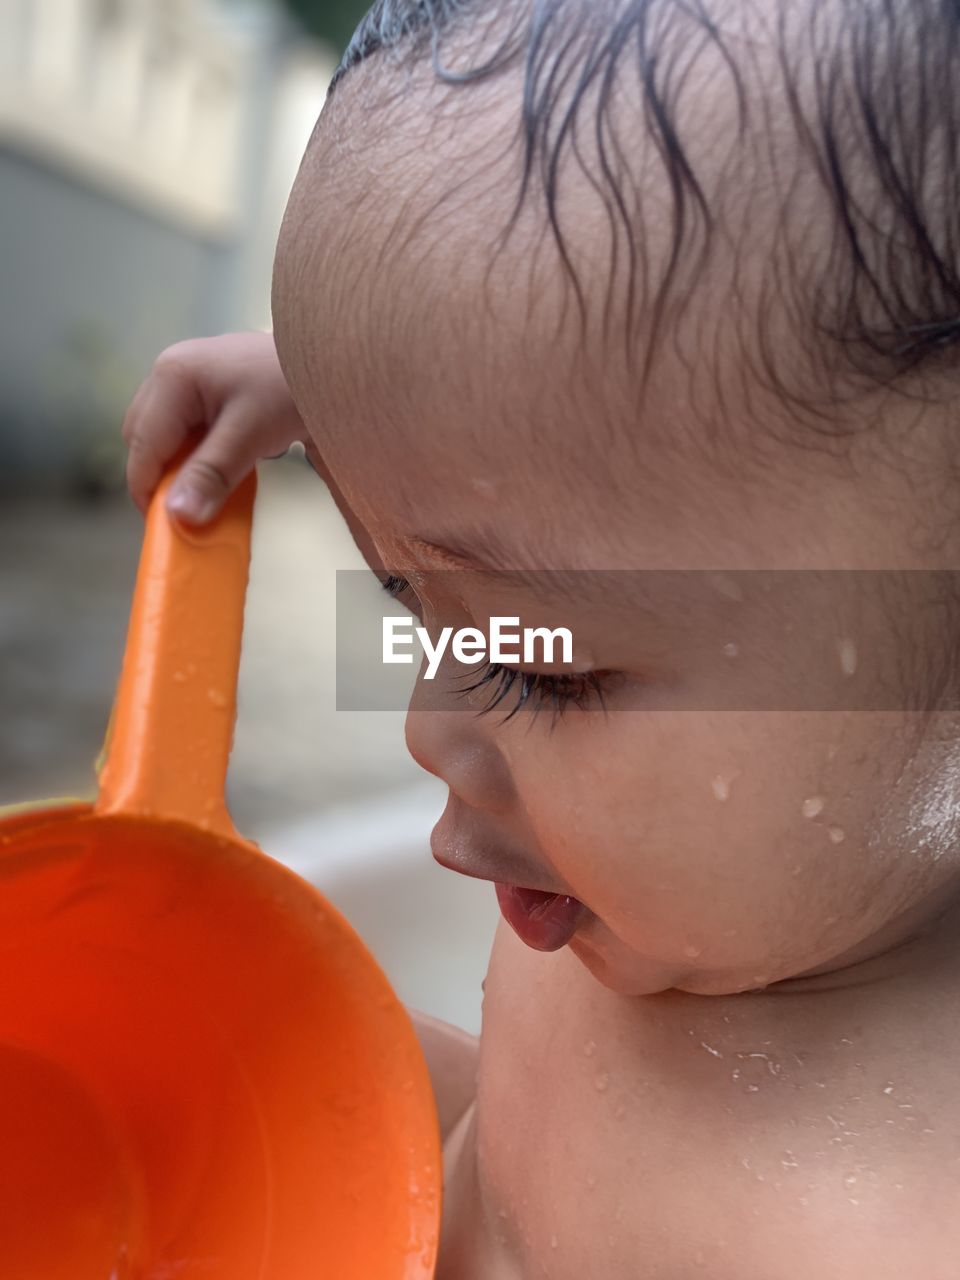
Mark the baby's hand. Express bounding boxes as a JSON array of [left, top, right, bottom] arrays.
[[122, 331, 307, 523]]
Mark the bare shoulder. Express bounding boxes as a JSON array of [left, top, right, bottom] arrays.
[[408, 1007, 479, 1140]]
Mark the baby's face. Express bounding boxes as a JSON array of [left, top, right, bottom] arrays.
[[273, 56, 960, 996]]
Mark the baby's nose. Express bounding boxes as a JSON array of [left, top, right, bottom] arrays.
[[405, 702, 515, 814]]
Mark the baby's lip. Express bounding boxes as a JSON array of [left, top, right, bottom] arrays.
[[494, 884, 587, 952], [430, 801, 587, 951], [430, 800, 554, 891], [430, 832, 556, 894]]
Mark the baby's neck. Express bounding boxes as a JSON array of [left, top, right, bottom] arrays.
[[645, 894, 960, 1085], [764, 885, 960, 997]]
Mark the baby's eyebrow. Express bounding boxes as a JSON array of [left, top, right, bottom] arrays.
[[404, 532, 575, 576], [402, 535, 635, 607], [402, 540, 808, 622]]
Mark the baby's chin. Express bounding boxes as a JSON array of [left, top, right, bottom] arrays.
[[567, 925, 810, 998], [567, 929, 687, 996]]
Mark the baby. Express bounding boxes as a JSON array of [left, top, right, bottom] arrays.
[[123, 1, 960, 1275]]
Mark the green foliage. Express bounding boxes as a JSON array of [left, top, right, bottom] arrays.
[[282, 0, 371, 54]]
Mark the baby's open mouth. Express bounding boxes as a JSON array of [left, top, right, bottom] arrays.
[[494, 884, 586, 952]]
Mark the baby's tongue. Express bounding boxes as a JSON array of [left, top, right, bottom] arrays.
[[495, 884, 585, 952]]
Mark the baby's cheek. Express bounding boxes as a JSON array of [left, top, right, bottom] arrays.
[[507, 708, 797, 887], [504, 710, 915, 990]]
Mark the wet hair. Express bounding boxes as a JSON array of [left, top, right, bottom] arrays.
[[328, 0, 960, 413]]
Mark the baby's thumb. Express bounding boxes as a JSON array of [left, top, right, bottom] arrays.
[[164, 403, 258, 524], [166, 459, 235, 524]]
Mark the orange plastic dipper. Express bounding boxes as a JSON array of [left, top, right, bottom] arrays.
[[0, 470, 440, 1279]]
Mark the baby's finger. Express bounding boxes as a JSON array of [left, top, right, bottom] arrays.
[[164, 398, 263, 524], [123, 366, 203, 513]]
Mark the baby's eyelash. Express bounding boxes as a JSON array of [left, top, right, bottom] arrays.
[[382, 573, 412, 599], [381, 573, 421, 616], [457, 663, 605, 723], [380, 573, 607, 722]]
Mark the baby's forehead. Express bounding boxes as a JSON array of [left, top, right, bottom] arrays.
[[273, 0, 958, 572], [287, 4, 885, 460], [308, 0, 960, 404], [281, 30, 781, 457], [276, 159, 819, 579]]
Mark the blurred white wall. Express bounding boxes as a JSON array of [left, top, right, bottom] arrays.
[[0, 0, 334, 490], [0, 0, 250, 231]]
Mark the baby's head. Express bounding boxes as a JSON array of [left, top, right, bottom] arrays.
[[272, 0, 960, 996]]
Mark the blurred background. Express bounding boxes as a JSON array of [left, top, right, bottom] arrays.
[[0, 0, 498, 1031]]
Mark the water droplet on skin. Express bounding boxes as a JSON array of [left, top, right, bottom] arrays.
[[206, 687, 227, 709], [583, 1040, 597, 1057], [883, 1084, 895, 1095], [701, 1041, 723, 1059], [586, 1173, 597, 1189], [711, 775, 731, 802], [594, 1071, 609, 1092], [712, 766, 744, 807], [607, 1235, 617, 1248], [710, 573, 745, 602], [685, 945, 703, 959], [722, 642, 740, 658], [614, 1102, 627, 1119], [746, 1084, 760, 1093], [838, 637, 858, 677], [172, 670, 187, 684], [827, 825, 846, 844], [802, 795, 825, 819], [470, 476, 498, 500], [550, 1235, 559, 1249]]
